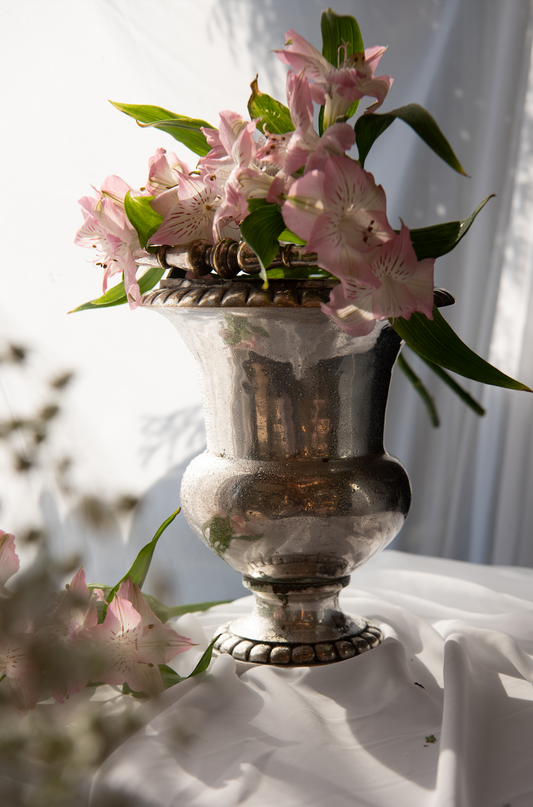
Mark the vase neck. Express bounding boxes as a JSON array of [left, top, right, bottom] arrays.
[[162, 308, 402, 461]]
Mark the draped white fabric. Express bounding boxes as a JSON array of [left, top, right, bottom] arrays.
[[88, 551, 533, 807], [1, 0, 533, 599]]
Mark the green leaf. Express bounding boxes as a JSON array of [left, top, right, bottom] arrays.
[[240, 204, 286, 285], [355, 103, 467, 174], [141, 595, 232, 624], [105, 508, 181, 604], [420, 355, 486, 416], [247, 197, 269, 213], [121, 682, 149, 699], [110, 102, 215, 156], [266, 266, 329, 280], [158, 664, 185, 688], [124, 192, 163, 249], [397, 354, 440, 427], [408, 195, 495, 260], [318, 105, 325, 137], [159, 635, 220, 690], [119, 636, 220, 695], [88, 584, 112, 597], [321, 9, 364, 66], [248, 77, 294, 135], [354, 113, 395, 167], [320, 9, 363, 125], [278, 228, 306, 245], [392, 307, 532, 391], [189, 636, 220, 676], [69, 265, 165, 312]]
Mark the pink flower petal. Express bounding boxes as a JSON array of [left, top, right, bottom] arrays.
[[147, 148, 189, 195], [371, 274, 418, 320], [370, 223, 418, 282], [275, 30, 331, 83], [282, 169, 326, 240], [0, 531, 19, 587], [404, 258, 435, 320], [306, 214, 382, 288], [321, 284, 376, 336]]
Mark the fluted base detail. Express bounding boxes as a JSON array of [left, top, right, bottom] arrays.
[[214, 621, 382, 665]]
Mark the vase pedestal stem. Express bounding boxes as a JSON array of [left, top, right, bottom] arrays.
[[214, 575, 382, 665]]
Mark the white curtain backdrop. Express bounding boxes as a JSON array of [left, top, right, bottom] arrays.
[[1, 0, 533, 602]]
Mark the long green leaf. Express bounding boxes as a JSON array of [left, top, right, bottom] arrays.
[[189, 636, 220, 676], [397, 354, 440, 427], [420, 355, 486, 416], [408, 195, 494, 260], [247, 198, 269, 213], [124, 192, 163, 249], [248, 77, 294, 134], [110, 102, 215, 156], [121, 682, 149, 699], [69, 265, 165, 313], [141, 596, 232, 624], [392, 307, 531, 391], [159, 635, 221, 689], [105, 508, 181, 604], [354, 113, 395, 166], [355, 103, 467, 174], [266, 266, 330, 280], [158, 665, 185, 688], [240, 204, 286, 284], [278, 228, 306, 245]]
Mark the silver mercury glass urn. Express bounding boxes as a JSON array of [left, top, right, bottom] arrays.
[[141, 239, 417, 666]]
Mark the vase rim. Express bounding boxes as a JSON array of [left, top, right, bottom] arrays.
[[142, 276, 339, 309], [142, 276, 455, 311]]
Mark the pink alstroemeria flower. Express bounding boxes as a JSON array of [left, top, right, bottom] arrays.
[[0, 531, 19, 597], [200, 111, 258, 189], [322, 223, 435, 336], [198, 111, 267, 238], [227, 164, 291, 210], [37, 567, 101, 703], [146, 148, 190, 196], [255, 70, 355, 176], [149, 117, 248, 246], [75, 175, 142, 308], [276, 30, 393, 127], [282, 154, 395, 288], [90, 579, 194, 696], [0, 633, 40, 714], [0, 531, 40, 713], [150, 173, 240, 246]]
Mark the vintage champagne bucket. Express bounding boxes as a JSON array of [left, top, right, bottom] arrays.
[[142, 275, 411, 665]]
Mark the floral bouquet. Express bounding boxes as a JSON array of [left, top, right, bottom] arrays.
[[74, 8, 530, 418], [0, 513, 217, 715]]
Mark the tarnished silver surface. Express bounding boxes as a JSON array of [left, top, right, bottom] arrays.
[[142, 276, 338, 309], [143, 278, 411, 664], [213, 620, 382, 665]]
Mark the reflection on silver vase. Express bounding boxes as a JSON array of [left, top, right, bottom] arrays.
[[142, 277, 411, 665]]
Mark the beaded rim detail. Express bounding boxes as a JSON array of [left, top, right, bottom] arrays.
[[141, 277, 339, 310], [213, 622, 383, 665], [142, 279, 454, 311]]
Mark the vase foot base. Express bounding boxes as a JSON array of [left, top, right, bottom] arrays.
[[213, 621, 382, 665]]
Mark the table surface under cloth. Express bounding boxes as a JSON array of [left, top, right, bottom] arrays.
[[91, 550, 533, 807]]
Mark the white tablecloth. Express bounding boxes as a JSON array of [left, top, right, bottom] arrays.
[[91, 551, 533, 807]]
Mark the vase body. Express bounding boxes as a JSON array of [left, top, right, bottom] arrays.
[[143, 278, 411, 664]]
